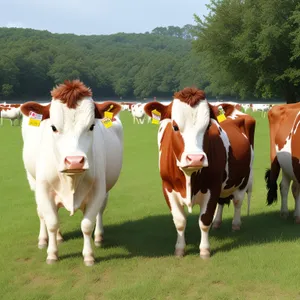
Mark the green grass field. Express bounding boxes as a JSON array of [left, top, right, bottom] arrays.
[[0, 111, 299, 300]]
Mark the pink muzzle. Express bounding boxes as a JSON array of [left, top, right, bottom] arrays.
[[184, 154, 205, 168], [64, 156, 85, 170]]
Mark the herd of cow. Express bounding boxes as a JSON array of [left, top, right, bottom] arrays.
[[1, 79, 298, 266]]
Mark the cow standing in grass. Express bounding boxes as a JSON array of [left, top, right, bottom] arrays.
[[265, 103, 300, 222], [211, 103, 256, 229], [21, 80, 123, 266], [144, 88, 253, 258]]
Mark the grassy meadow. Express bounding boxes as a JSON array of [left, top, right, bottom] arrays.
[[1, 110, 300, 300]]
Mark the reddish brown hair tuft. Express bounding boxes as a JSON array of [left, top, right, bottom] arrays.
[[173, 87, 206, 107], [51, 79, 93, 109]]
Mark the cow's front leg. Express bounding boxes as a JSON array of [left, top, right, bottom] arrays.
[[199, 191, 217, 259], [168, 192, 186, 257], [94, 192, 108, 247], [36, 183, 59, 264], [212, 204, 223, 229], [81, 191, 106, 266], [37, 206, 48, 249]]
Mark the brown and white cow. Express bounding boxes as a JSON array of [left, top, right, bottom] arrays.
[[144, 88, 253, 258], [211, 103, 256, 229], [265, 103, 300, 222]]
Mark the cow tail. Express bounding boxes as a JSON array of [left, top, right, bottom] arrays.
[[265, 158, 281, 205]]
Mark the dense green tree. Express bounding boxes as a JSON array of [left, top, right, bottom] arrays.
[[193, 0, 300, 102]]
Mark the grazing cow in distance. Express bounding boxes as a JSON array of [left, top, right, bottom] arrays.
[[265, 103, 300, 222], [131, 103, 146, 124], [144, 88, 253, 258], [211, 103, 256, 229], [21, 80, 123, 266], [0, 106, 22, 126]]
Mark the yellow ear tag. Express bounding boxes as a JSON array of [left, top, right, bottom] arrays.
[[28, 111, 43, 127], [217, 106, 227, 123], [104, 105, 114, 120], [151, 109, 161, 125], [101, 118, 113, 128], [217, 114, 227, 123]]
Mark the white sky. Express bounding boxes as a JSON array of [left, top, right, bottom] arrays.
[[1, 0, 211, 35]]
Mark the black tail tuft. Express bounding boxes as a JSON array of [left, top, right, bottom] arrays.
[[265, 168, 278, 205]]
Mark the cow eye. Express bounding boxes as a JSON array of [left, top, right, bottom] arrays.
[[51, 125, 58, 133], [89, 124, 95, 131], [172, 121, 179, 132]]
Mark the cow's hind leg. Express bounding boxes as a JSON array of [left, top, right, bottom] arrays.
[[280, 172, 290, 219], [94, 192, 108, 247], [232, 189, 247, 231], [212, 204, 224, 229], [291, 181, 300, 223]]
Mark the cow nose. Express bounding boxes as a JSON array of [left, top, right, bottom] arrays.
[[65, 156, 85, 170], [186, 154, 205, 167]]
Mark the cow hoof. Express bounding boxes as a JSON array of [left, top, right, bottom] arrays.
[[213, 221, 222, 229], [232, 224, 241, 231], [174, 249, 185, 257], [46, 258, 58, 265], [280, 212, 289, 219], [38, 239, 48, 249], [38, 243, 47, 249], [84, 259, 95, 267], [200, 249, 210, 260], [57, 238, 64, 244], [294, 216, 300, 224], [94, 234, 104, 247]]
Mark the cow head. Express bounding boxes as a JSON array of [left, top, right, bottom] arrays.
[[144, 87, 217, 174], [21, 80, 121, 175]]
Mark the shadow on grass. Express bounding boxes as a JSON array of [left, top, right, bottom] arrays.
[[61, 210, 300, 260]]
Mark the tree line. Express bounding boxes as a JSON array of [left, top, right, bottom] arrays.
[[0, 26, 207, 101], [0, 0, 299, 103]]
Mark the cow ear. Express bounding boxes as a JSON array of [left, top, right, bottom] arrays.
[[94, 101, 121, 119], [20, 102, 50, 120], [144, 101, 172, 120], [208, 104, 218, 121]]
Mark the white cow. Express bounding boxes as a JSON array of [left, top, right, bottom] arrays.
[[131, 103, 146, 124], [0, 106, 22, 126], [20, 80, 123, 266]]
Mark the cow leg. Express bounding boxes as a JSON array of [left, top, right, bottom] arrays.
[[94, 192, 109, 247], [199, 192, 215, 259], [36, 184, 59, 264], [167, 193, 186, 257], [292, 182, 300, 223], [280, 172, 290, 219], [81, 191, 106, 266], [37, 206, 48, 249], [212, 204, 223, 229], [56, 230, 64, 244]]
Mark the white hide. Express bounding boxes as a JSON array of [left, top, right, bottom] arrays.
[[171, 99, 210, 169], [21, 97, 123, 265]]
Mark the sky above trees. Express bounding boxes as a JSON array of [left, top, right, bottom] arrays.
[[1, 0, 210, 35]]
